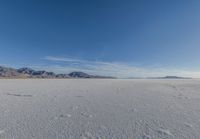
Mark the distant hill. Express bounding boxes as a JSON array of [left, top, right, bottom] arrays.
[[0, 66, 23, 78], [162, 76, 185, 79], [69, 72, 91, 78], [68, 71, 113, 78], [148, 76, 192, 79], [0, 66, 114, 79]]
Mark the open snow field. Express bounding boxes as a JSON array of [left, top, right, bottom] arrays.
[[0, 79, 200, 139]]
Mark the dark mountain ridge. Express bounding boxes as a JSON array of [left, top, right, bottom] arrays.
[[0, 66, 113, 79]]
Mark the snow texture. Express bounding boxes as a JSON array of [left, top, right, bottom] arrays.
[[0, 79, 200, 139]]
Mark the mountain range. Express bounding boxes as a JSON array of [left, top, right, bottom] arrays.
[[0, 66, 113, 79], [0, 66, 191, 79]]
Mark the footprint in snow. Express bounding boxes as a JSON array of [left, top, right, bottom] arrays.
[[131, 108, 137, 112], [6, 93, 32, 97], [59, 114, 71, 118], [54, 114, 71, 120], [70, 106, 79, 111], [143, 134, 151, 139], [81, 112, 93, 118], [157, 128, 173, 137], [81, 132, 94, 139], [184, 123, 193, 128]]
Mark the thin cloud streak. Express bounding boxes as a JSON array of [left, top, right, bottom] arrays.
[[44, 56, 200, 78], [44, 56, 121, 66], [44, 56, 83, 63]]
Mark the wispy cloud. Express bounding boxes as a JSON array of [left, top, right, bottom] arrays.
[[44, 56, 84, 63], [44, 56, 121, 66], [43, 56, 200, 78]]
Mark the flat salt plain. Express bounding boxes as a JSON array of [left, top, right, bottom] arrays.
[[0, 79, 200, 139]]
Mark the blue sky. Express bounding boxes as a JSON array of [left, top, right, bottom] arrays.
[[0, 0, 200, 77]]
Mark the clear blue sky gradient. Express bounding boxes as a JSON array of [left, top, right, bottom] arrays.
[[0, 0, 200, 77]]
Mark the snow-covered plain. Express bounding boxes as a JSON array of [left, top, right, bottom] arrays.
[[0, 79, 200, 139]]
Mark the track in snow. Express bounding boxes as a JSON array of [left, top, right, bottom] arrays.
[[0, 79, 200, 139]]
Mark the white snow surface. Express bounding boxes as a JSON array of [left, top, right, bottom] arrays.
[[0, 79, 200, 139]]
